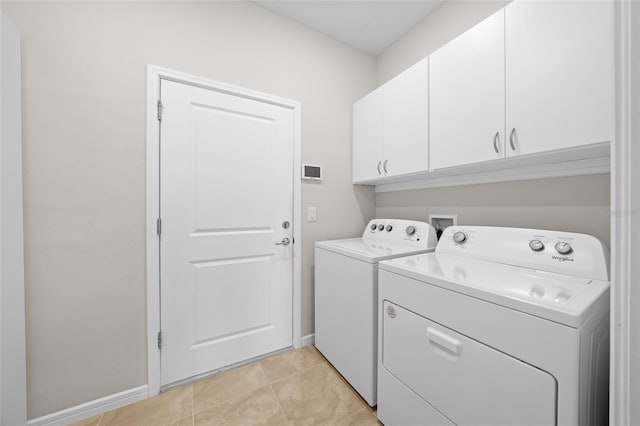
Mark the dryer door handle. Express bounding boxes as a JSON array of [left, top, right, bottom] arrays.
[[427, 327, 462, 356]]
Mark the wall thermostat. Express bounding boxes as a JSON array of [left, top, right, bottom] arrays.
[[302, 164, 323, 181]]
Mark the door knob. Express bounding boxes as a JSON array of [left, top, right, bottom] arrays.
[[276, 237, 291, 246]]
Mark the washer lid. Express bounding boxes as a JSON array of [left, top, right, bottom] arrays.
[[379, 253, 610, 328], [315, 238, 433, 263]]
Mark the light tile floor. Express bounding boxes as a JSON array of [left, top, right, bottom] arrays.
[[70, 345, 380, 426]]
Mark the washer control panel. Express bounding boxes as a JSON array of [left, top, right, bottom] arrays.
[[437, 226, 609, 281], [365, 219, 437, 248]]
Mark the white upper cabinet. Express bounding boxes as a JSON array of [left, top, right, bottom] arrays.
[[353, 58, 429, 183], [353, 0, 614, 189], [353, 87, 384, 182], [430, 10, 505, 170], [383, 58, 429, 177], [505, 0, 614, 157]]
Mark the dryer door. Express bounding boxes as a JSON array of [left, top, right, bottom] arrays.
[[382, 301, 557, 425]]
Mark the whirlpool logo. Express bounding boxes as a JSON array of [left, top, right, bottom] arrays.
[[552, 255, 574, 262]]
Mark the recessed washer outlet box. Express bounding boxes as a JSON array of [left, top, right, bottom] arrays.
[[429, 214, 458, 240]]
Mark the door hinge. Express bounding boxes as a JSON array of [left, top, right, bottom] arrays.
[[157, 100, 163, 122], [157, 331, 163, 350], [156, 218, 162, 236]]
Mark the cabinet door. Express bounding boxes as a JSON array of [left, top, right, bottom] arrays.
[[430, 10, 505, 170], [505, 0, 614, 157], [383, 58, 429, 177], [353, 87, 384, 182]]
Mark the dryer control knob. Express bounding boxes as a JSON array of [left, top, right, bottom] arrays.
[[555, 242, 573, 255], [453, 231, 467, 244], [405, 225, 416, 236], [378, 224, 385, 231], [370, 223, 377, 231], [529, 239, 545, 252], [386, 225, 393, 232]]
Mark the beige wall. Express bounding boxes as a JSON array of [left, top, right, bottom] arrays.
[[375, 0, 611, 246], [4, 0, 612, 419], [376, 0, 510, 84], [3, 1, 376, 418], [377, 175, 611, 248]]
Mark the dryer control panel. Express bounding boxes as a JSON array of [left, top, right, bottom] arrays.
[[437, 226, 609, 281]]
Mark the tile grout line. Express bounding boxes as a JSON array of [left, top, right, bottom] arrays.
[[267, 353, 368, 424], [260, 356, 300, 425], [191, 384, 195, 426], [266, 359, 328, 387], [191, 364, 268, 417], [259, 346, 325, 386], [268, 381, 293, 425], [347, 407, 368, 423], [325, 361, 371, 409], [317, 359, 375, 419], [261, 359, 295, 425]]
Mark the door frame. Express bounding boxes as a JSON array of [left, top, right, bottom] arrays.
[[145, 65, 302, 397], [610, 0, 640, 424], [1, 12, 27, 425]]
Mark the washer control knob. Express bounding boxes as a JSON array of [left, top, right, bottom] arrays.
[[555, 242, 573, 255], [378, 224, 385, 231], [370, 223, 377, 231], [405, 225, 416, 236], [529, 239, 545, 252], [453, 231, 467, 244], [386, 225, 393, 232]]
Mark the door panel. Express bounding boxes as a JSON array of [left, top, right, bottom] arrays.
[[352, 88, 384, 182], [192, 256, 272, 344], [160, 79, 294, 386], [430, 10, 505, 169], [383, 58, 429, 177], [191, 104, 274, 231], [505, 0, 613, 156]]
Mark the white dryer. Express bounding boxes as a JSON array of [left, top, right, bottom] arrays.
[[378, 226, 610, 426], [315, 219, 437, 406]]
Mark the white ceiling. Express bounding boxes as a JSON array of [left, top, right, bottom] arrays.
[[254, 0, 445, 55]]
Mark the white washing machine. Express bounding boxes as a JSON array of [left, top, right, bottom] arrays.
[[315, 219, 438, 406], [377, 226, 610, 426]]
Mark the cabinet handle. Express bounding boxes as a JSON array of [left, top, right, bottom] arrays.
[[493, 132, 500, 154], [509, 128, 517, 151], [383, 160, 388, 174], [377, 161, 382, 175]]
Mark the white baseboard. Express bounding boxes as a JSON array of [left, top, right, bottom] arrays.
[[301, 333, 315, 347], [27, 385, 148, 426], [27, 338, 314, 425]]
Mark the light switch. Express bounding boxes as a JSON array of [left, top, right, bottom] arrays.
[[307, 207, 317, 222]]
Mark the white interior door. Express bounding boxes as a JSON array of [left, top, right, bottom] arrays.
[[159, 79, 294, 386]]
